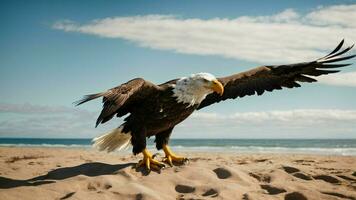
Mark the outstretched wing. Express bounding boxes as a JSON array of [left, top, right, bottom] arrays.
[[74, 78, 161, 127], [198, 40, 355, 110]]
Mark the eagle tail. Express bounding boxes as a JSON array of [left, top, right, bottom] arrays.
[[73, 92, 105, 106], [92, 126, 131, 152]]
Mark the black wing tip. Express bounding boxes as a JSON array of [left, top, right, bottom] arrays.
[[338, 39, 345, 48], [322, 54, 356, 64], [73, 99, 85, 106], [326, 69, 341, 73], [337, 39, 345, 49], [318, 63, 352, 69], [95, 120, 101, 128], [319, 39, 345, 59], [318, 39, 356, 64], [72, 93, 104, 107], [335, 39, 345, 50], [73, 95, 92, 106]]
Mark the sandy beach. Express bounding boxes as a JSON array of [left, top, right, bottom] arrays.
[[0, 147, 355, 200]]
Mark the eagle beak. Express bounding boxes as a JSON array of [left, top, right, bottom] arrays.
[[211, 80, 224, 96]]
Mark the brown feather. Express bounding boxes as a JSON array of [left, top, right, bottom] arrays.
[[198, 40, 355, 110]]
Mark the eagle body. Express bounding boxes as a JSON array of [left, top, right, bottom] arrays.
[[121, 84, 198, 154], [76, 40, 355, 164]]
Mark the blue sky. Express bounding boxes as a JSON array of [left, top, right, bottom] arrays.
[[1, 0, 356, 138]]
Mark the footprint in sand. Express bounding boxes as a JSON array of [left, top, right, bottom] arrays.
[[284, 192, 308, 200], [87, 183, 97, 191], [254, 159, 268, 163], [293, 172, 313, 181], [249, 172, 271, 183], [213, 167, 232, 179], [104, 183, 112, 190], [59, 192, 76, 200], [294, 159, 315, 163], [87, 181, 112, 191], [313, 175, 340, 184], [282, 166, 300, 174], [135, 193, 143, 200], [337, 175, 356, 182], [175, 184, 196, 193], [282, 166, 314, 181], [242, 193, 250, 200], [202, 188, 219, 197], [260, 184, 286, 195], [321, 191, 356, 200]]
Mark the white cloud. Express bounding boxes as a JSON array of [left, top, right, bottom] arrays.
[[0, 103, 355, 138], [191, 109, 356, 123], [0, 103, 87, 114], [317, 71, 356, 87], [305, 4, 356, 27], [175, 109, 356, 138], [53, 4, 356, 63], [0, 103, 117, 138]]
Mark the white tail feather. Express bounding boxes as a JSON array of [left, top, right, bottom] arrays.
[[92, 126, 131, 152]]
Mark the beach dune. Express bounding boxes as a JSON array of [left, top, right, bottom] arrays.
[[0, 147, 355, 200]]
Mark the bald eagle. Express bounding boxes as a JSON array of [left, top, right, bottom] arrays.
[[75, 40, 355, 171]]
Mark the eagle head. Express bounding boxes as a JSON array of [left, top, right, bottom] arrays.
[[172, 73, 224, 106]]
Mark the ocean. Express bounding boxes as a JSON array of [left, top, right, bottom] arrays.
[[1, 138, 356, 156]]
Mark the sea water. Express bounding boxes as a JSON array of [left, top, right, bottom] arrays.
[[0, 138, 355, 156]]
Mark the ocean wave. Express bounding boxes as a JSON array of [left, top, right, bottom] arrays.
[[169, 145, 356, 156], [1, 143, 356, 155]]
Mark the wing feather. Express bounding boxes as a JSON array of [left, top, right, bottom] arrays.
[[198, 40, 355, 110], [75, 78, 161, 127]]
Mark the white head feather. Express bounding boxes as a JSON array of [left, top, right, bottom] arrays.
[[172, 73, 218, 106]]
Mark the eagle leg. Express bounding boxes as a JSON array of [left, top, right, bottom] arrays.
[[162, 144, 188, 166], [136, 148, 165, 171]]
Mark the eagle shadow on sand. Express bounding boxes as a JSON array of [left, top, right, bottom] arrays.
[[0, 162, 135, 189]]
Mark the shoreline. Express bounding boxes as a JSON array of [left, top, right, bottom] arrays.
[[1, 147, 356, 200], [1, 145, 356, 156]]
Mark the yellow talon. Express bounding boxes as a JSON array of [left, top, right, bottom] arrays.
[[163, 144, 188, 166], [136, 149, 165, 171]]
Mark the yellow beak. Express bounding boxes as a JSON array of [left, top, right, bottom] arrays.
[[211, 79, 224, 96]]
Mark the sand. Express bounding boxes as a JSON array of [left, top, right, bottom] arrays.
[[0, 147, 355, 200]]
